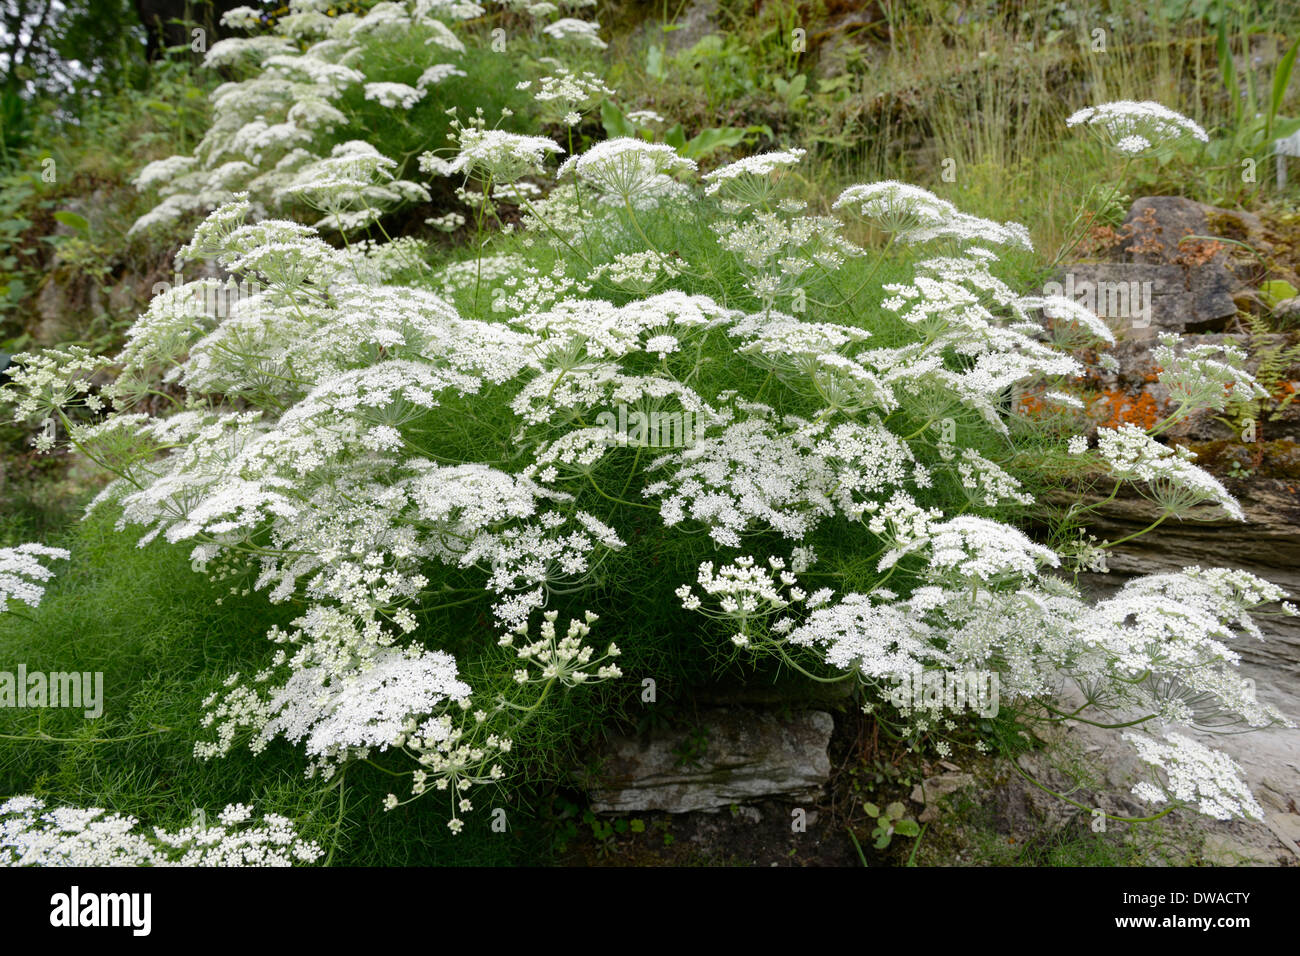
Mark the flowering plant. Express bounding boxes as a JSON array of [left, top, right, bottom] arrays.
[[3, 93, 1292, 854], [128, 0, 607, 235]]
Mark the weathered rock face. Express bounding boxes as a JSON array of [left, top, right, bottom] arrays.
[[1047, 196, 1264, 340], [584, 708, 834, 813], [1118, 196, 1219, 266], [910, 772, 975, 824], [1038, 196, 1300, 860], [1044, 262, 1237, 336], [1048, 197, 1300, 444], [1083, 330, 1300, 443], [1005, 686, 1300, 865]]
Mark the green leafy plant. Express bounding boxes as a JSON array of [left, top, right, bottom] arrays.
[[862, 800, 921, 850], [601, 100, 769, 161], [672, 726, 710, 769]]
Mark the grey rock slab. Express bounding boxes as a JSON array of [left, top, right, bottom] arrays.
[[584, 707, 834, 813], [1045, 262, 1236, 337], [1201, 834, 1279, 865], [910, 772, 976, 806]]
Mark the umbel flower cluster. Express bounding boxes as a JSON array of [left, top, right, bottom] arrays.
[[0, 796, 323, 866], [3, 95, 1293, 846], [0, 544, 69, 614]]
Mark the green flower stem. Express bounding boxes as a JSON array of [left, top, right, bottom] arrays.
[[587, 474, 657, 510], [1012, 760, 1175, 824]]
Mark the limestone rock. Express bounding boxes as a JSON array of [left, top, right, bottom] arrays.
[[910, 772, 975, 806], [584, 708, 834, 813]]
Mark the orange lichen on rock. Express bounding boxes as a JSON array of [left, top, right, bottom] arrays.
[[1096, 388, 1163, 430]]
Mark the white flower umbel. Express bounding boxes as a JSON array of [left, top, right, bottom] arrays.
[[276, 140, 428, 232], [929, 516, 1060, 579], [0, 796, 323, 866], [517, 68, 614, 126], [833, 181, 958, 234], [503, 609, 621, 686], [588, 251, 684, 294], [1096, 424, 1244, 520], [557, 138, 697, 202], [541, 18, 607, 49], [1022, 294, 1117, 346], [1151, 333, 1265, 421], [702, 147, 807, 203], [363, 81, 425, 109], [1122, 731, 1265, 820], [718, 211, 861, 309], [422, 125, 563, 184], [786, 592, 946, 681], [675, 555, 799, 647], [0, 544, 70, 614], [1067, 101, 1209, 156]]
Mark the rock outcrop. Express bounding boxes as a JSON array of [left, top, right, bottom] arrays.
[[584, 707, 835, 814]]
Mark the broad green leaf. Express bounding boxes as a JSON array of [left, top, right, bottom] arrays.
[[1217, 16, 1237, 120], [600, 100, 636, 140], [53, 210, 89, 233], [682, 127, 747, 159], [1272, 116, 1300, 142], [646, 44, 667, 81], [1261, 280, 1298, 307], [1269, 38, 1300, 137]]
